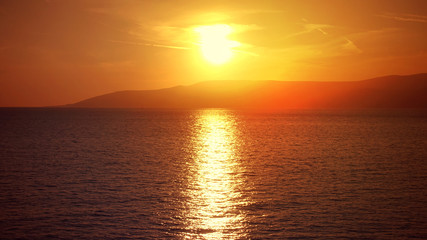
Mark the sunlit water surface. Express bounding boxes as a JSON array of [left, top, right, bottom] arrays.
[[0, 108, 426, 239]]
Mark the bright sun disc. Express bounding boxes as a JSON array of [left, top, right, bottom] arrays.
[[194, 24, 240, 65]]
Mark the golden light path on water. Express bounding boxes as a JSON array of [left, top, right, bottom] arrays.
[[182, 109, 249, 239]]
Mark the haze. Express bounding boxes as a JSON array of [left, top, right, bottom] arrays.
[[1, 0, 426, 107]]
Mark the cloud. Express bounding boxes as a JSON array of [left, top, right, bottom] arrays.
[[108, 21, 260, 58], [378, 13, 427, 23], [130, 22, 258, 52], [229, 23, 262, 33], [339, 37, 362, 55], [236, 9, 284, 16], [276, 35, 362, 60], [350, 28, 400, 38], [285, 19, 333, 39], [310, 37, 362, 57], [109, 40, 190, 50]]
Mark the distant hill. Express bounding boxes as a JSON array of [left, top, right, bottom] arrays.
[[65, 73, 427, 110]]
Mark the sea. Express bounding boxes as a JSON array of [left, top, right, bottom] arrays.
[[0, 108, 426, 239]]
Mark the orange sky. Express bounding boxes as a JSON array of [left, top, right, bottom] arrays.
[[0, 0, 426, 107]]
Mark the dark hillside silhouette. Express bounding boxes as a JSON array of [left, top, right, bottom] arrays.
[[65, 73, 427, 109]]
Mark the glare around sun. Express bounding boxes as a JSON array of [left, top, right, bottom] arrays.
[[194, 24, 240, 65]]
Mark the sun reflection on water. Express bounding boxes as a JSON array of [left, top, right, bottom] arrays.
[[183, 109, 248, 239]]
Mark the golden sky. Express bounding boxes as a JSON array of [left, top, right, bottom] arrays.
[[1, 0, 426, 106]]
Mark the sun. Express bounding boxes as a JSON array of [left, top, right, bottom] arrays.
[[194, 24, 240, 65]]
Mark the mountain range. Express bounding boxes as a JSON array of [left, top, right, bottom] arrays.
[[65, 73, 427, 110]]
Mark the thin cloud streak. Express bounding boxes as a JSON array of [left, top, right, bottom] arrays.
[[284, 19, 332, 39], [341, 37, 362, 54], [378, 13, 427, 23], [109, 40, 191, 50]]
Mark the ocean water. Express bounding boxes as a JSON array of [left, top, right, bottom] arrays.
[[0, 108, 426, 239]]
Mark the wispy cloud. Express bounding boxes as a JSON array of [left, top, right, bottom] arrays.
[[340, 37, 362, 54], [301, 18, 329, 35], [109, 21, 261, 58], [276, 35, 361, 60], [285, 19, 333, 39], [311, 37, 362, 57], [109, 40, 190, 50], [378, 13, 427, 23], [349, 28, 400, 38], [236, 9, 284, 16]]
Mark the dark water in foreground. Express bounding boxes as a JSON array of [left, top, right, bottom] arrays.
[[0, 108, 426, 239]]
